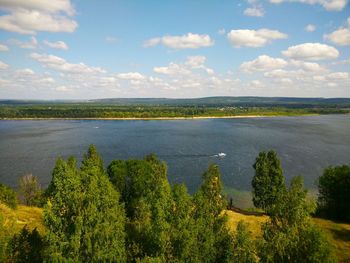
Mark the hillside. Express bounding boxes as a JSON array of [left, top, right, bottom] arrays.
[[1, 204, 349, 262], [226, 210, 350, 262]]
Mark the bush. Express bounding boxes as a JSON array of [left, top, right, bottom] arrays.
[[0, 183, 17, 209], [18, 174, 43, 206]]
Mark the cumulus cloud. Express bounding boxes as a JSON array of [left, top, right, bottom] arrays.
[[154, 62, 191, 75], [269, 0, 348, 11], [240, 55, 288, 73], [16, 68, 34, 75], [324, 17, 350, 46], [0, 60, 9, 69], [9, 36, 38, 49], [327, 72, 349, 79], [227, 29, 287, 47], [305, 24, 316, 32], [0, 44, 8, 51], [30, 53, 106, 74], [0, 0, 77, 34], [144, 33, 214, 49], [43, 40, 68, 50], [116, 72, 146, 80], [282, 43, 339, 61], [244, 6, 265, 17]]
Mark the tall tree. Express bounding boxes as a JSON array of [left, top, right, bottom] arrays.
[[44, 147, 126, 262], [193, 164, 234, 263], [252, 150, 286, 211], [259, 176, 334, 263], [317, 165, 350, 222], [108, 155, 172, 262]]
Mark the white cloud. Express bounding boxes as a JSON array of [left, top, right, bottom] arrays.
[[0, 0, 77, 34], [282, 43, 339, 61], [324, 17, 350, 46], [154, 62, 191, 75], [30, 53, 106, 74], [269, 0, 348, 11], [240, 55, 288, 73], [327, 72, 349, 79], [144, 33, 214, 49], [0, 60, 9, 69], [16, 68, 35, 75], [9, 37, 38, 49], [116, 72, 146, 80], [43, 40, 68, 50], [0, 44, 9, 51], [305, 24, 316, 32], [289, 60, 327, 72], [55, 85, 70, 92], [227, 29, 287, 47], [244, 6, 265, 17]]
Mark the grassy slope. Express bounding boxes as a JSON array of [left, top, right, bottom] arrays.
[[0, 203, 45, 235], [226, 210, 350, 262], [1, 204, 349, 261]]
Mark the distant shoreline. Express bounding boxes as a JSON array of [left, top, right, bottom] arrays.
[[0, 114, 324, 121]]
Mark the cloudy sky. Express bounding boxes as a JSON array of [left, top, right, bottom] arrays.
[[0, 0, 349, 99]]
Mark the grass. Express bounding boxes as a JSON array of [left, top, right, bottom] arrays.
[[225, 210, 268, 238], [313, 217, 350, 262], [226, 210, 350, 262], [0, 203, 45, 236]]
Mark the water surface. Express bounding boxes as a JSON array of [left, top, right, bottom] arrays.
[[1, 115, 349, 193]]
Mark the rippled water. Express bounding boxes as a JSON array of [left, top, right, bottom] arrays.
[[1, 115, 350, 193]]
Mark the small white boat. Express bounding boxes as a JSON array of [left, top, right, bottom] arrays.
[[217, 153, 226, 157]]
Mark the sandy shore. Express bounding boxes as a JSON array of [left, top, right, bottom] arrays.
[[0, 115, 319, 121]]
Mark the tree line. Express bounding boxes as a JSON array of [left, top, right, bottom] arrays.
[[0, 146, 349, 262], [0, 104, 348, 119]]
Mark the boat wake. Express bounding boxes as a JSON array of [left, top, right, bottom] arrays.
[[213, 153, 226, 158]]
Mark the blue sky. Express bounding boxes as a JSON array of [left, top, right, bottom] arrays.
[[0, 0, 349, 99]]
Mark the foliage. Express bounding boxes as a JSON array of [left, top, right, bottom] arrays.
[[232, 221, 257, 263], [317, 165, 350, 222], [259, 176, 334, 263], [17, 174, 43, 207], [252, 150, 286, 211], [0, 183, 17, 209], [108, 155, 172, 261], [193, 164, 234, 263], [6, 227, 44, 263], [44, 145, 126, 262], [1, 103, 349, 119]]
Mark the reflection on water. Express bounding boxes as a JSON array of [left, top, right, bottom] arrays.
[[0, 115, 350, 193]]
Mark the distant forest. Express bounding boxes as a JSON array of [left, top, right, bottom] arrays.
[[1, 96, 350, 118]]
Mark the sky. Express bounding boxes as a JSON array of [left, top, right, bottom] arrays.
[[0, 0, 349, 99]]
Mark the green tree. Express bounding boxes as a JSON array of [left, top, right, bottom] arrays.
[[168, 184, 197, 262], [252, 150, 286, 211], [44, 146, 126, 262], [108, 155, 172, 262], [317, 165, 350, 222], [0, 183, 17, 209], [6, 227, 44, 263], [18, 174, 42, 206], [193, 164, 234, 263], [259, 176, 334, 263]]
